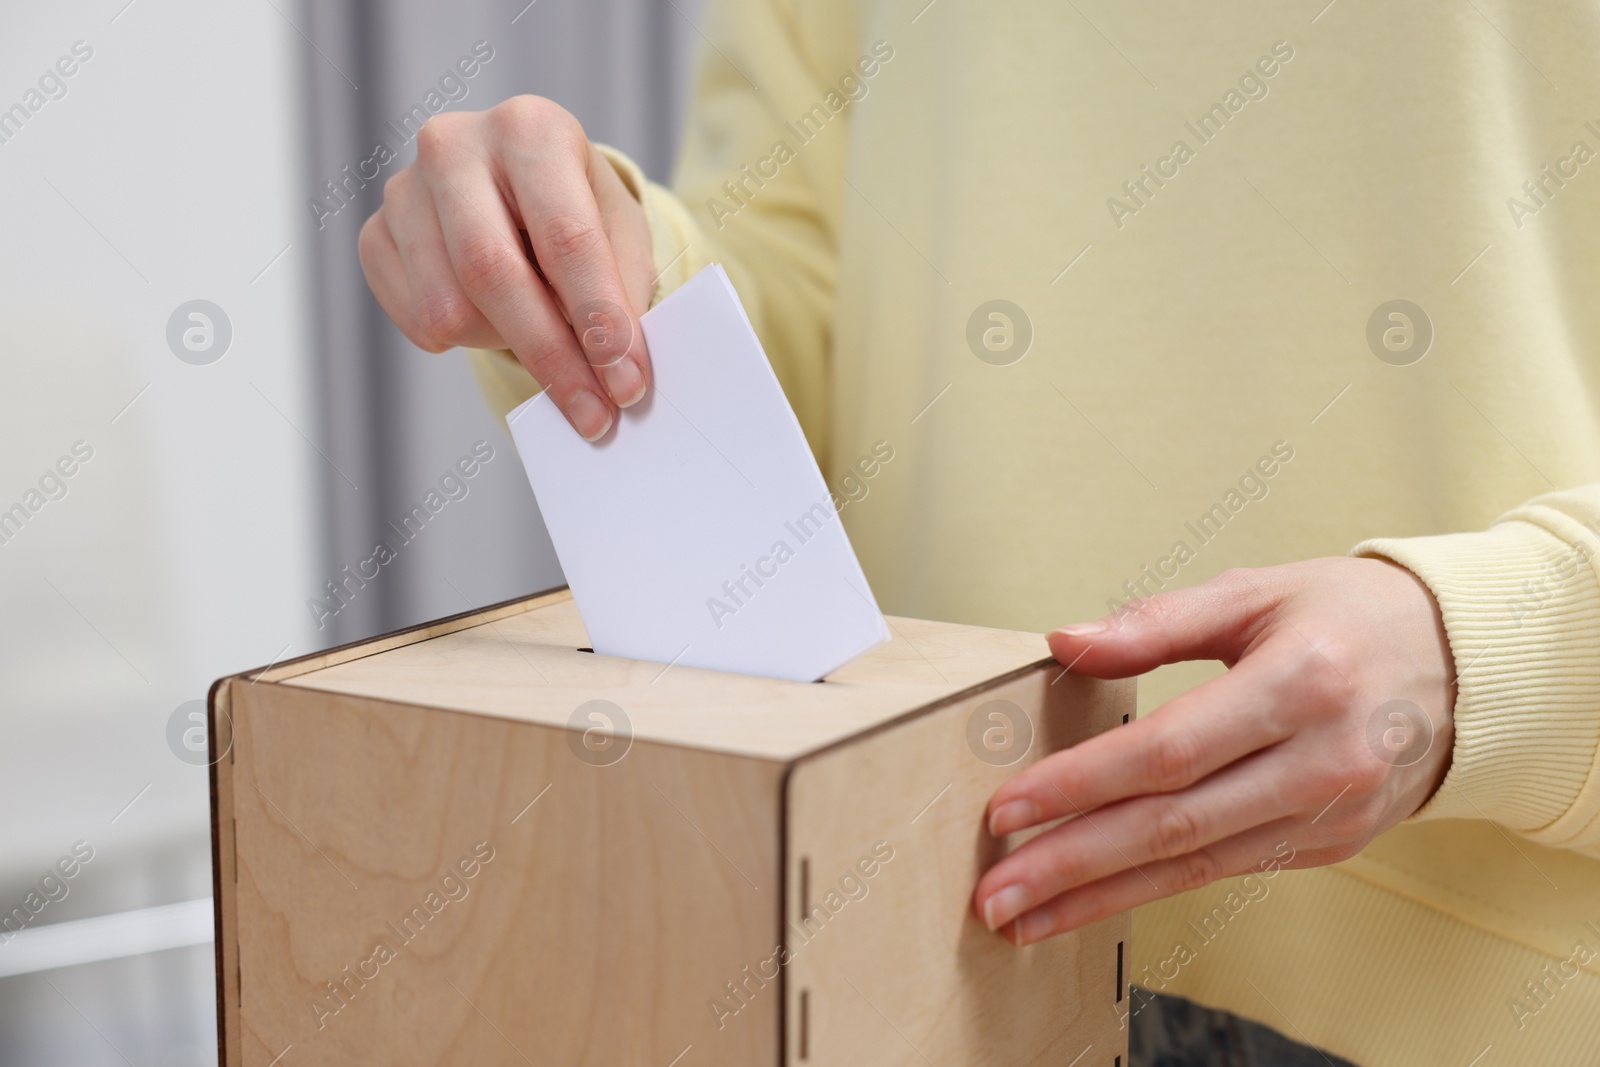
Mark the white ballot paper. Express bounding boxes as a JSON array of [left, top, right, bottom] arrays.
[[507, 264, 889, 682]]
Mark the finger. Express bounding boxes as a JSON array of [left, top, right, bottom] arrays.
[[359, 209, 432, 348], [381, 170, 504, 351], [424, 154, 614, 441], [990, 819, 1304, 946], [496, 104, 650, 407], [976, 748, 1293, 931], [589, 142, 657, 314], [987, 651, 1293, 835], [1047, 568, 1280, 679]]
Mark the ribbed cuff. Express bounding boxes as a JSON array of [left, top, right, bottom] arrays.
[[1353, 519, 1600, 844]]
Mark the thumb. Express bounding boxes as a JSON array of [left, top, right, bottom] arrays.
[[1048, 569, 1276, 678]]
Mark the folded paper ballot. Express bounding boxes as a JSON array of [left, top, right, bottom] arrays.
[[506, 265, 889, 682]]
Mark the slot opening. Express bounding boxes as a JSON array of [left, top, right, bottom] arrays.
[[799, 988, 809, 1060]]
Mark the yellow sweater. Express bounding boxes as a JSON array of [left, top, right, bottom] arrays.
[[471, 2, 1600, 1062]]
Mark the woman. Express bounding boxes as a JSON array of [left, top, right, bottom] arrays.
[[360, 3, 1600, 1062]]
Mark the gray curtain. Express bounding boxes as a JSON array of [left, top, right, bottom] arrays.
[[301, 0, 703, 645]]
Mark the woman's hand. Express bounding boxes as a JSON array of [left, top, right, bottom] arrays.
[[973, 557, 1455, 945], [359, 96, 656, 441]]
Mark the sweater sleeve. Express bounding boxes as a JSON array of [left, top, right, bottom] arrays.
[[469, 0, 855, 463], [1353, 484, 1600, 858]]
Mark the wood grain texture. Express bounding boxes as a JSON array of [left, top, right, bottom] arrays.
[[279, 593, 1055, 761], [228, 679, 785, 1066], [213, 594, 1133, 1066], [249, 587, 570, 684], [782, 666, 1135, 1066]]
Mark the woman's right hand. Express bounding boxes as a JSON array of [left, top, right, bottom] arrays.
[[359, 95, 657, 441]]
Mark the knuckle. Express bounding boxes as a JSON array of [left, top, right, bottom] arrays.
[[1171, 848, 1221, 894], [357, 213, 383, 262], [494, 95, 579, 139], [1286, 640, 1352, 709], [1211, 567, 1273, 624], [382, 170, 411, 205], [1347, 750, 1390, 794], [404, 327, 448, 355], [538, 212, 604, 264], [1203, 568, 1260, 615], [416, 292, 474, 345], [1312, 638, 1358, 689], [1042, 766, 1081, 809], [1037, 843, 1085, 891], [1146, 731, 1202, 792], [1301, 761, 1383, 834], [1152, 805, 1202, 860], [527, 353, 574, 396], [453, 235, 521, 294], [1215, 566, 1255, 589], [490, 94, 545, 128], [1321, 810, 1371, 846], [1126, 589, 1179, 629], [414, 115, 457, 163]]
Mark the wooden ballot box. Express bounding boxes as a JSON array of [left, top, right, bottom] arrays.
[[208, 588, 1133, 1066]]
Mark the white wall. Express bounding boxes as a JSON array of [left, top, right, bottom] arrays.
[[0, 2, 314, 1061]]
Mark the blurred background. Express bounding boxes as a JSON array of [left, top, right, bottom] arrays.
[[0, 1, 701, 1060]]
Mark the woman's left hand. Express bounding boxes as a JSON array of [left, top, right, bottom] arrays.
[[973, 557, 1455, 945]]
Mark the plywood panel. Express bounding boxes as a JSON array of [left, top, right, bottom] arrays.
[[249, 587, 570, 684], [279, 593, 1053, 760], [783, 667, 1134, 1066], [208, 676, 242, 1067], [215, 595, 1133, 1066], [227, 680, 785, 1066]]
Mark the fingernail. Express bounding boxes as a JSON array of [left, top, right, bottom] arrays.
[[1055, 621, 1107, 638], [567, 389, 613, 441], [601, 357, 645, 407], [1013, 908, 1055, 946], [982, 883, 1031, 932], [988, 799, 1038, 837]]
